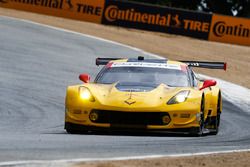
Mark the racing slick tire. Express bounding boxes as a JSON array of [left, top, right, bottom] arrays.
[[65, 122, 88, 134], [210, 93, 221, 135], [190, 97, 205, 137]]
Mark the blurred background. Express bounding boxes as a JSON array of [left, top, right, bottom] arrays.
[[127, 0, 250, 18]]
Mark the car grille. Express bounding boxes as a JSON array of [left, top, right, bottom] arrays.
[[90, 109, 170, 126]]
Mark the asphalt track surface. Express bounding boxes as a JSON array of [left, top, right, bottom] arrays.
[[0, 17, 250, 162]]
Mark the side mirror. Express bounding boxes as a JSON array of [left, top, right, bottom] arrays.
[[79, 73, 90, 83], [199, 79, 217, 90]]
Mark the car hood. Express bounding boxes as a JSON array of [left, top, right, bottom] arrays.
[[85, 82, 189, 109]]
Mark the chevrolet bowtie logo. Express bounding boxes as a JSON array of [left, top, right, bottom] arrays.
[[124, 99, 136, 105], [124, 90, 136, 105]]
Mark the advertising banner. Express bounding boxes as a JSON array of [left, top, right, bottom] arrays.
[[102, 0, 212, 40], [209, 14, 250, 46], [0, 0, 105, 23], [2, 0, 249, 46]]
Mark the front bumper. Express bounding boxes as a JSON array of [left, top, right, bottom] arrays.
[[65, 105, 201, 131], [65, 122, 201, 134]]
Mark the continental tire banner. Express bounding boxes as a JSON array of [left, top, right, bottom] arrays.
[[1, 0, 250, 46], [102, 0, 212, 40], [0, 0, 105, 23], [209, 14, 250, 46]]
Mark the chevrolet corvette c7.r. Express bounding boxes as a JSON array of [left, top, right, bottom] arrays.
[[65, 56, 226, 136]]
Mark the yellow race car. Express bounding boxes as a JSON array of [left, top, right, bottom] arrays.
[[65, 56, 226, 136]]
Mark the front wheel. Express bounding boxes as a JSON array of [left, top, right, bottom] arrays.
[[65, 122, 88, 134], [191, 98, 205, 137], [66, 127, 88, 134], [210, 114, 220, 135], [198, 98, 205, 136], [210, 93, 221, 135]]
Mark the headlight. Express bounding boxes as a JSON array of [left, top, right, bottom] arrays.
[[167, 90, 190, 105], [79, 87, 95, 102]]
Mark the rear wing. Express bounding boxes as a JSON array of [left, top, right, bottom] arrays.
[[96, 58, 122, 66], [96, 57, 227, 71], [96, 56, 146, 66], [180, 61, 227, 71]]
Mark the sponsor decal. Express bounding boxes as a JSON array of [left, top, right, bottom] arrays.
[[76, 3, 102, 16], [102, 0, 212, 40], [183, 19, 210, 33], [8, 0, 64, 9], [4, 0, 103, 13], [111, 62, 181, 70], [209, 14, 250, 46], [213, 21, 249, 38], [65, 0, 73, 10], [104, 5, 171, 26], [0, 0, 105, 23], [104, 5, 210, 33]]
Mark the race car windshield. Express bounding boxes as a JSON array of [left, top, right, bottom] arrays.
[[96, 67, 189, 87]]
